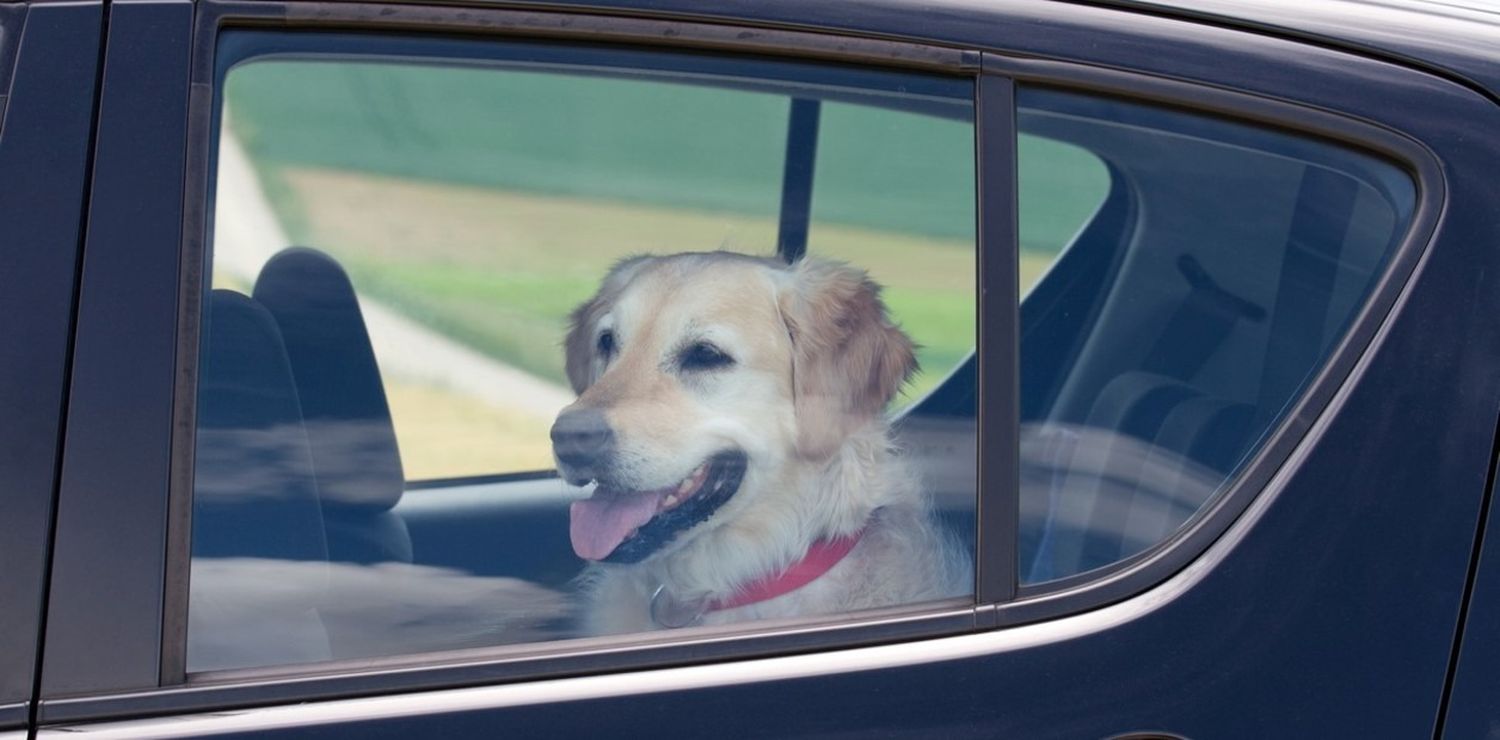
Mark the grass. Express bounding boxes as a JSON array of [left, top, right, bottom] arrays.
[[219, 57, 1107, 478], [385, 382, 555, 480], [224, 164, 1069, 478], [270, 165, 990, 401], [226, 60, 978, 240], [228, 60, 1107, 253], [380, 248, 1049, 479]]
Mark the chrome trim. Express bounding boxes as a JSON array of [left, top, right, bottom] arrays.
[[42, 604, 976, 723], [40, 413, 1322, 737]]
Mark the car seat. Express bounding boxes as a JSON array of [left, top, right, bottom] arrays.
[[253, 247, 413, 565], [189, 289, 332, 671]]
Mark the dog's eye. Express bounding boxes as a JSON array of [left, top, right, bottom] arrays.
[[597, 331, 616, 357], [680, 341, 733, 371]]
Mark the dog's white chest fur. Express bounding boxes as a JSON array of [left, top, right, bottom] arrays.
[[576, 434, 972, 636]]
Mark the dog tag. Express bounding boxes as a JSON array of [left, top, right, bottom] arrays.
[[650, 585, 706, 628]]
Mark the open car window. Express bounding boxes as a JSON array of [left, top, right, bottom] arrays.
[[192, 32, 977, 673]]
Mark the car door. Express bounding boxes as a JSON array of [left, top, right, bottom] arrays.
[[1438, 454, 1500, 738], [38, 0, 995, 723], [31, 0, 1500, 738], [0, 2, 103, 736]]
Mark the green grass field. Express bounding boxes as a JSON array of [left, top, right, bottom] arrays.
[[221, 58, 1106, 477], [265, 166, 1005, 400]]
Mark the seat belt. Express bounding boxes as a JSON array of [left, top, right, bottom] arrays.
[[1142, 253, 1266, 382]]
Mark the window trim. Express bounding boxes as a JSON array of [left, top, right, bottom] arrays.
[[0, 3, 26, 129], [985, 54, 1444, 626], [975, 69, 1020, 611], [172, 17, 984, 675]]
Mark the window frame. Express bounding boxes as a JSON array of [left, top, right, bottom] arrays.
[[32, 0, 1446, 725], [181, 22, 992, 675], [987, 54, 1442, 624], [0, 2, 25, 127], [35, 2, 1005, 723]]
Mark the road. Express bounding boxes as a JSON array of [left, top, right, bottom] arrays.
[[212, 125, 577, 422]]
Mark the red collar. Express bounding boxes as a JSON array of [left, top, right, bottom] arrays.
[[649, 528, 868, 627], [708, 528, 865, 612]]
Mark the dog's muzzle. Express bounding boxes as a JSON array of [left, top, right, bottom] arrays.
[[551, 408, 615, 482]]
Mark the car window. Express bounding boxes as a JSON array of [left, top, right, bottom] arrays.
[[806, 101, 976, 403], [219, 52, 976, 480], [1017, 133, 1109, 292], [1017, 87, 1416, 583], [191, 32, 976, 673]]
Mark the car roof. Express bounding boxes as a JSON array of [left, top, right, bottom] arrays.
[[501, 0, 1500, 101], [168, 0, 1500, 101], [1077, 0, 1500, 98]]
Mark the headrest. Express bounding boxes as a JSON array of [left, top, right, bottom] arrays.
[[254, 247, 405, 511], [193, 290, 328, 563]]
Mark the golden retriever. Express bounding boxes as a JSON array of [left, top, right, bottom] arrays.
[[552, 252, 970, 633]]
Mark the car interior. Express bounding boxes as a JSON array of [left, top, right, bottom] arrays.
[[187, 73, 1415, 672], [1016, 87, 1414, 581]]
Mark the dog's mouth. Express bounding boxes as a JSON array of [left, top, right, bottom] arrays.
[[569, 450, 747, 564]]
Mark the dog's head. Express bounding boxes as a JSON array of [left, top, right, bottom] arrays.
[[554, 252, 916, 565]]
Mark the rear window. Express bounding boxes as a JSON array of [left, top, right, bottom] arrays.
[[1017, 87, 1416, 583]]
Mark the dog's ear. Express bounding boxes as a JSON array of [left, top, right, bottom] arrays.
[[563, 255, 653, 394], [778, 257, 917, 459], [563, 298, 602, 394]]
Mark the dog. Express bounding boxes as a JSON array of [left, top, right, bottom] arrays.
[[552, 251, 971, 634]]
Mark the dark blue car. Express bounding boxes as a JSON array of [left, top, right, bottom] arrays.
[[3, 0, 1499, 737]]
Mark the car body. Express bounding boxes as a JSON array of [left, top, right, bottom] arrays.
[[1, 0, 1499, 737]]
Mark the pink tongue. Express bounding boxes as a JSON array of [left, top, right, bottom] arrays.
[[570, 486, 671, 561]]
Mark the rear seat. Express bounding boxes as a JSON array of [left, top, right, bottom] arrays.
[[1023, 371, 1253, 580], [253, 247, 413, 565], [189, 290, 332, 671], [191, 247, 416, 666]]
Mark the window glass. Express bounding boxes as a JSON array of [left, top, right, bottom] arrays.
[[192, 33, 976, 673], [808, 101, 975, 402], [1018, 134, 1109, 291], [1018, 87, 1416, 583]]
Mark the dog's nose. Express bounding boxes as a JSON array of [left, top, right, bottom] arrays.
[[551, 409, 616, 470]]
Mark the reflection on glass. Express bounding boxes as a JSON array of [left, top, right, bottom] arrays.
[[188, 558, 570, 672], [190, 37, 977, 673], [1018, 87, 1416, 582]]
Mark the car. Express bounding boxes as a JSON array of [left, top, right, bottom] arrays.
[[2, 0, 1499, 737]]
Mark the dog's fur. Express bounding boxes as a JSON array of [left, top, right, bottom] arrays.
[[555, 252, 971, 634]]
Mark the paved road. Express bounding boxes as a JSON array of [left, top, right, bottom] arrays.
[[213, 126, 577, 421]]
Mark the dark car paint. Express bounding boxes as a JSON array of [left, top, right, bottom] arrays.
[[1101, 0, 1500, 100], [0, 0, 104, 728], [449, 0, 1500, 101], [3, 0, 1500, 737], [1445, 456, 1500, 736], [39, 0, 194, 699]]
